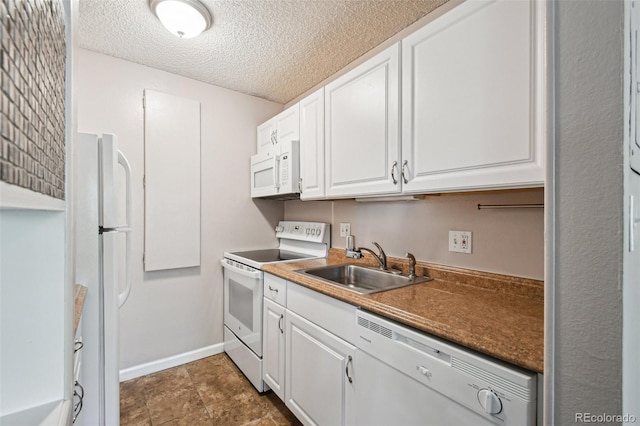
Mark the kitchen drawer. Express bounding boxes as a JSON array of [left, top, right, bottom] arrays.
[[287, 281, 356, 344], [264, 273, 286, 306]]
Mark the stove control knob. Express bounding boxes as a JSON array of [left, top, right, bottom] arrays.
[[477, 389, 502, 415], [275, 226, 284, 233]]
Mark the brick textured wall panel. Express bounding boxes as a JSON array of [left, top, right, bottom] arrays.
[[0, 0, 66, 200]]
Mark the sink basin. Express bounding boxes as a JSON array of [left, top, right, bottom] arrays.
[[295, 264, 432, 295]]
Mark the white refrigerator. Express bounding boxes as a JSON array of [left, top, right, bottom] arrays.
[[75, 133, 132, 425]]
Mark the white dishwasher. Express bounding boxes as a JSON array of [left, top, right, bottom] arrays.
[[355, 310, 537, 426]]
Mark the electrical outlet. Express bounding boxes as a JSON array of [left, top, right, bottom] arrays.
[[339, 223, 351, 237], [449, 230, 472, 254]]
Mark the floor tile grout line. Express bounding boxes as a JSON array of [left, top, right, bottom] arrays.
[[143, 378, 154, 426], [185, 360, 215, 420], [122, 354, 299, 426]]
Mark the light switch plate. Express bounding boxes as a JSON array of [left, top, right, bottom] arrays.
[[449, 230, 472, 254], [340, 223, 351, 237]]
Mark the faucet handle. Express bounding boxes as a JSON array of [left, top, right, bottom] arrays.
[[372, 242, 387, 269], [406, 252, 416, 279]]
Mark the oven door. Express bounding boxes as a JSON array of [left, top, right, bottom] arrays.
[[250, 150, 278, 198], [221, 259, 264, 357]]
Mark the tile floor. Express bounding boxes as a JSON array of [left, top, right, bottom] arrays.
[[120, 353, 302, 426]]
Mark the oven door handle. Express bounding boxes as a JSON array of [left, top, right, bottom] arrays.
[[220, 259, 263, 279]]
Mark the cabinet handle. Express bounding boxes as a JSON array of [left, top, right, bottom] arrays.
[[73, 381, 84, 423], [74, 340, 83, 353], [345, 355, 353, 383], [268, 285, 279, 293], [391, 161, 398, 184], [298, 178, 303, 193], [401, 160, 409, 184], [278, 314, 284, 334]]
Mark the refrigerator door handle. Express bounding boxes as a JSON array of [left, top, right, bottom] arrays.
[[118, 150, 132, 228], [117, 149, 133, 308], [117, 229, 132, 308]]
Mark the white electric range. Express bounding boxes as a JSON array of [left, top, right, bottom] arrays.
[[221, 221, 330, 391]]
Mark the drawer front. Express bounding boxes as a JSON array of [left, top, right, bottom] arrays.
[[264, 273, 287, 305], [287, 281, 356, 344]]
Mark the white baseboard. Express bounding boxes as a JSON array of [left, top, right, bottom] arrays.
[[119, 343, 224, 382]]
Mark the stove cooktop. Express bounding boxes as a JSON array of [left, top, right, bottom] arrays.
[[223, 221, 330, 270], [226, 249, 314, 264]]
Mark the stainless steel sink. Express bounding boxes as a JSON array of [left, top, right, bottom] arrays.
[[295, 264, 433, 295]]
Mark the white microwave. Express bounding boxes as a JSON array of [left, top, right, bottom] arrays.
[[251, 140, 300, 200]]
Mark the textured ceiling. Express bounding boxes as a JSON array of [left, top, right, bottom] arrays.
[[78, 0, 448, 104]]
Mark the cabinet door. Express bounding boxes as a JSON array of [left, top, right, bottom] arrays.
[[257, 120, 275, 154], [285, 310, 355, 426], [263, 298, 286, 401], [401, 0, 546, 193], [276, 103, 300, 146], [300, 88, 325, 200], [325, 43, 401, 198]]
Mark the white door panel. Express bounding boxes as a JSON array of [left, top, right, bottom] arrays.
[[101, 232, 120, 426], [285, 310, 355, 426], [325, 43, 401, 197], [402, 0, 545, 192], [300, 88, 325, 200], [263, 298, 285, 401]]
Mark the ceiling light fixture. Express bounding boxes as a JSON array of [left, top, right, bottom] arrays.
[[150, 0, 212, 39]]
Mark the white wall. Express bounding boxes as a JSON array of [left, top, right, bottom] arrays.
[[624, 172, 640, 419], [624, 2, 640, 418], [286, 189, 544, 279], [75, 49, 283, 369], [0, 210, 65, 415], [549, 1, 624, 423]]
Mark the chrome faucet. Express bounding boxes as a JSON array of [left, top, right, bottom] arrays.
[[357, 242, 387, 270], [406, 252, 416, 279]]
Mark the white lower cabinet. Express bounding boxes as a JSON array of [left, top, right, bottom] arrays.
[[285, 310, 356, 426], [262, 274, 357, 425], [263, 298, 286, 400]]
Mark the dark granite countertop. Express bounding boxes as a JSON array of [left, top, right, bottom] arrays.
[[262, 249, 544, 373]]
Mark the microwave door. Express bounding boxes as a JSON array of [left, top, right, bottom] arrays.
[[251, 153, 278, 198]]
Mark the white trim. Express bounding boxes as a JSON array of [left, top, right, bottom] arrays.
[[118, 343, 224, 382], [543, 0, 555, 424], [0, 399, 71, 426], [624, 0, 640, 418], [0, 181, 66, 211]]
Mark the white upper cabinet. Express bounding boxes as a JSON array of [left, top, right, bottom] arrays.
[[253, 0, 547, 200], [257, 104, 300, 155], [401, 0, 546, 193], [277, 104, 300, 146], [299, 88, 325, 200], [257, 120, 275, 154], [325, 43, 401, 198]]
